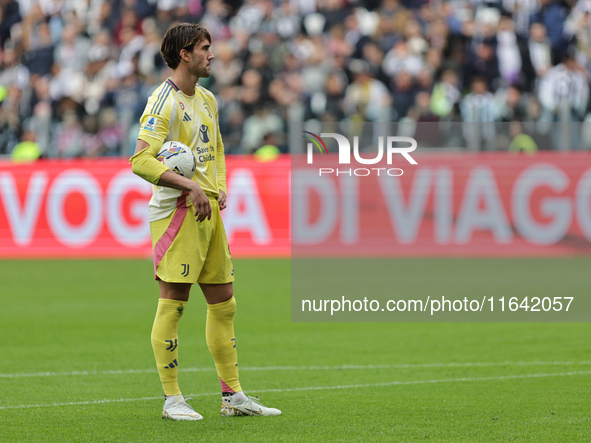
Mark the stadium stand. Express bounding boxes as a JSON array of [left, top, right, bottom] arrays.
[[0, 0, 589, 157]]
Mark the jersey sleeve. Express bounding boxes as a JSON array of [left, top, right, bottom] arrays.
[[137, 86, 175, 144], [216, 124, 227, 194], [132, 86, 176, 184], [130, 140, 168, 185], [211, 95, 226, 194]]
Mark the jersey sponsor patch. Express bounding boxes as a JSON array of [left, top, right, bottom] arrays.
[[144, 116, 158, 131]]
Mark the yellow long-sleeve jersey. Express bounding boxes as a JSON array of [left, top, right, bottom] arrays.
[[131, 78, 227, 222]]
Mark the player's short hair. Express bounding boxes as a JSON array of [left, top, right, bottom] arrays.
[[160, 23, 211, 70]]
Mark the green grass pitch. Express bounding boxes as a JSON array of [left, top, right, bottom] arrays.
[[0, 258, 590, 441]]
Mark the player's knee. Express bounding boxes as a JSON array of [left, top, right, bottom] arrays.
[[225, 285, 234, 301], [202, 282, 233, 305], [220, 294, 236, 318], [208, 294, 236, 319]]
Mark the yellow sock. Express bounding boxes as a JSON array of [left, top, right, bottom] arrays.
[[206, 296, 242, 393], [151, 298, 186, 396]]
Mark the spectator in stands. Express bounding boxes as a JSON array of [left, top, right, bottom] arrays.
[[22, 20, 54, 77], [28, 75, 52, 155], [497, 84, 527, 122], [271, 0, 301, 40], [430, 69, 460, 119], [241, 101, 283, 153], [508, 120, 538, 154], [304, 71, 346, 122], [137, 18, 167, 79], [254, 132, 281, 161], [383, 39, 424, 78], [0, 43, 30, 156], [82, 39, 116, 116], [496, 15, 522, 85], [461, 76, 498, 121], [530, 0, 569, 63], [360, 40, 388, 86], [200, 0, 231, 41], [390, 70, 417, 121], [538, 51, 589, 122], [344, 59, 391, 122], [320, 0, 349, 33], [528, 22, 553, 79], [564, 2, 591, 71], [463, 42, 501, 92], [0, 87, 19, 155], [409, 91, 438, 124], [0, 44, 29, 91], [0, 0, 21, 47], [503, 0, 538, 37], [87, 1, 118, 36], [114, 7, 144, 46], [237, 68, 265, 115], [53, 109, 84, 157], [10, 123, 41, 161], [461, 76, 498, 150], [210, 40, 243, 91], [54, 23, 91, 74]]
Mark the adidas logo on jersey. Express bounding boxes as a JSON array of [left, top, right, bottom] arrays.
[[183, 113, 192, 122]]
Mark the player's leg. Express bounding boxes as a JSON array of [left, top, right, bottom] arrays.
[[200, 282, 281, 417], [200, 282, 240, 393], [150, 205, 204, 421], [199, 198, 281, 416], [152, 281, 190, 398], [151, 281, 202, 420]]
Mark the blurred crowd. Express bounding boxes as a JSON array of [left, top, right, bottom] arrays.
[[0, 0, 590, 158]]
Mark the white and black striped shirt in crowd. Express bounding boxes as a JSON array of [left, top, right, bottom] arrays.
[[460, 92, 498, 122], [538, 64, 589, 117]]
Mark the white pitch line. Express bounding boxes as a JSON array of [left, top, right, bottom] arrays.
[[1, 370, 590, 411], [1, 361, 591, 379]]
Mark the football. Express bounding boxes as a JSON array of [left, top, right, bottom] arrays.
[[156, 141, 197, 178]]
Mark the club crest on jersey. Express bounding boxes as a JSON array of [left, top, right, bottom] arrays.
[[179, 102, 185, 110], [199, 124, 210, 143], [144, 116, 158, 131]]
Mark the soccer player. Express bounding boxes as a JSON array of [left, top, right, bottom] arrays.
[[130, 23, 281, 421]]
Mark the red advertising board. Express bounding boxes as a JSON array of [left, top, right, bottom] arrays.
[[292, 152, 591, 256], [0, 157, 290, 258], [2, 153, 591, 259]]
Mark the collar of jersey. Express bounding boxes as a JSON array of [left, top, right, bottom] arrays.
[[166, 78, 197, 98]]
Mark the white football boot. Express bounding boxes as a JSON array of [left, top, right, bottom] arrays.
[[162, 394, 203, 421], [220, 393, 282, 417]]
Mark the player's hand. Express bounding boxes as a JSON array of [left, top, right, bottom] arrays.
[[188, 184, 211, 222], [219, 189, 227, 211]]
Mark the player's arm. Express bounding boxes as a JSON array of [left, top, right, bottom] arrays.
[[131, 139, 211, 221], [131, 92, 174, 185], [130, 139, 168, 184]]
